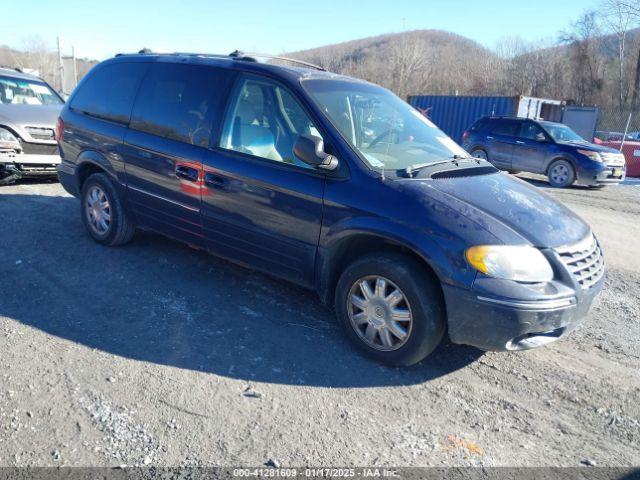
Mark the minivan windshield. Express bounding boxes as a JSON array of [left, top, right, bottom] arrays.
[[0, 75, 63, 105], [542, 123, 584, 143], [302, 79, 468, 170]]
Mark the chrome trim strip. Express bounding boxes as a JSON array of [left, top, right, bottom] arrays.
[[127, 185, 200, 212], [476, 296, 576, 311], [555, 232, 595, 254]]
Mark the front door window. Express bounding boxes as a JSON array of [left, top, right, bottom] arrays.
[[219, 78, 323, 169]]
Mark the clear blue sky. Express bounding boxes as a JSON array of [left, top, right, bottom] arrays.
[[3, 0, 597, 60]]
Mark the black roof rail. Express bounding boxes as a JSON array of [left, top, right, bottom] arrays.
[[228, 50, 325, 71], [0, 65, 24, 73], [114, 50, 325, 71]]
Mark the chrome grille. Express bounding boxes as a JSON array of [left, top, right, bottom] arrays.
[[600, 151, 625, 166], [24, 126, 56, 141], [555, 234, 605, 290]]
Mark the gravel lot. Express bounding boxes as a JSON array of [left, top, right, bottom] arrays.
[[0, 177, 639, 468]]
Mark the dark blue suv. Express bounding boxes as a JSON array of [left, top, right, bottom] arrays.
[[56, 52, 605, 365], [462, 116, 626, 187]]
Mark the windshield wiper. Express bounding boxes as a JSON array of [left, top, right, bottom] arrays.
[[401, 155, 478, 178]]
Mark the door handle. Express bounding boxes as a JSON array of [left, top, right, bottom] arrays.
[[486, 136, 494, 140], [175, 165, 199, 182], [204, 172, 228, 189], [515, 141, 525, 145], [136, 149, 153, 159]]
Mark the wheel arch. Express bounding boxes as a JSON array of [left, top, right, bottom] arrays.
[[317, 231, 445, 306], [545, 155, 577, 175], [75, 150, 119, 193]]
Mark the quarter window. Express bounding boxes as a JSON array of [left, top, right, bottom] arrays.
[[70, 62, 147, 124], [220, 77, 323, 168], [130, 63, 233, 146], [490, 120, 520, 137]]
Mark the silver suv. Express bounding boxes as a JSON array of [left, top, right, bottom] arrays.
[[0, 67, 64, 184]]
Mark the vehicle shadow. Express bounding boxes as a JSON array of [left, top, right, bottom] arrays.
[[0, 192, 483, 388], [515, 174, 598, 191]]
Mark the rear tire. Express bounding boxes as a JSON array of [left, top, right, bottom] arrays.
[[471, 148, 488, 161], [335, 252, 445, 366], [547, 159, 576, 188], [81, 172, 135, 246]]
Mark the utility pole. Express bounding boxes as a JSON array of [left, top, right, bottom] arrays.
[[623, 47, 640, 151], [72, 46, 78, 88], [629, 48, 640, 115], [57, 36, 65, 93]]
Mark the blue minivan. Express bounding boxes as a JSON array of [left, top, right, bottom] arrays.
[[462, 116, 626, 188], [57, 52, 605, 366]]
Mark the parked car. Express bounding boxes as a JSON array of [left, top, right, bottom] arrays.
[[57, 52, 604, 366], [0, 67, 64, 184], [593, 130, 629, 142], [597, 139, 640, 177], [463, 117, 626, 187]]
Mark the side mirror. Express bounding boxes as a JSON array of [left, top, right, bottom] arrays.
[[293, 134, 338, 171], [536, 133, 547, 143]]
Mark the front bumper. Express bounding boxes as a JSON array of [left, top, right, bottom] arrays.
[[0, 153, 61, 177], [576, 162, 626, 186], [443, 276, 603, 351]]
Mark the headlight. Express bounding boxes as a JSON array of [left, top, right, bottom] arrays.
[[577, 149, 602, 162], [466, 245, 553, 283], [0, 127, 21, 150]]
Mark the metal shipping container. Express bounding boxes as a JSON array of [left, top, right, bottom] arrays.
[[407, 95, 516, 143], [407, 95, 595, 144]]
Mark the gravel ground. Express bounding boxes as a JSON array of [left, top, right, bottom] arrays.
[[0, 177, 639, 468]]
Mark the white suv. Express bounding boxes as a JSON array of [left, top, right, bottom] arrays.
[[0, 67, 63, 184]]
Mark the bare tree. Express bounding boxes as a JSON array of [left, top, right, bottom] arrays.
[[601, 0, 637, 107], [559, 11, 605, 104]]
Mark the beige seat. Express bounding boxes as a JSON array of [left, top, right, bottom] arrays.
[[232, 102, 282, 162]]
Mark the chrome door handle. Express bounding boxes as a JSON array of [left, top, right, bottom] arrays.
[[175, 165, 199, 182], [204, 173, 228, 189], [486, 136, 494, 140], [516, 141, 525, 145]]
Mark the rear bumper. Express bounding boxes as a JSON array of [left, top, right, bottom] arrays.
[[56, 160, 79, 196], [443, 278, 603, 351]]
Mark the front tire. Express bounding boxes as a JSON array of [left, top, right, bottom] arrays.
[[335, 253, 445, 366], [547, 159, 576, 188], [81, 172, 135, 246]]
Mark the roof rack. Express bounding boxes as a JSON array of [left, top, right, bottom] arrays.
[[228, 50, 325, 71], [115, 49, 325, 71], [0, 65, 24, 73]]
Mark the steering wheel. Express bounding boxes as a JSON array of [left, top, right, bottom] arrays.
[[369, 128, 401, 148]]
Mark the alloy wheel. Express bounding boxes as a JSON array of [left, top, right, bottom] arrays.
[[550, 163, 570, 185], [347, 275, 413, 351], [472, 149, 487, 160], [85, 185, 112, 235]]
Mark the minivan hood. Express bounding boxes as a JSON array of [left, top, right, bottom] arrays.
[[407, 172, 590, 248]]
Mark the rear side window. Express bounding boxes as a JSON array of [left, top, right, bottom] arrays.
[[70, 62, 147, 124], [470, 118, 489, 132], [130, 63, 233, 147], [490, 119, 520, 137]]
